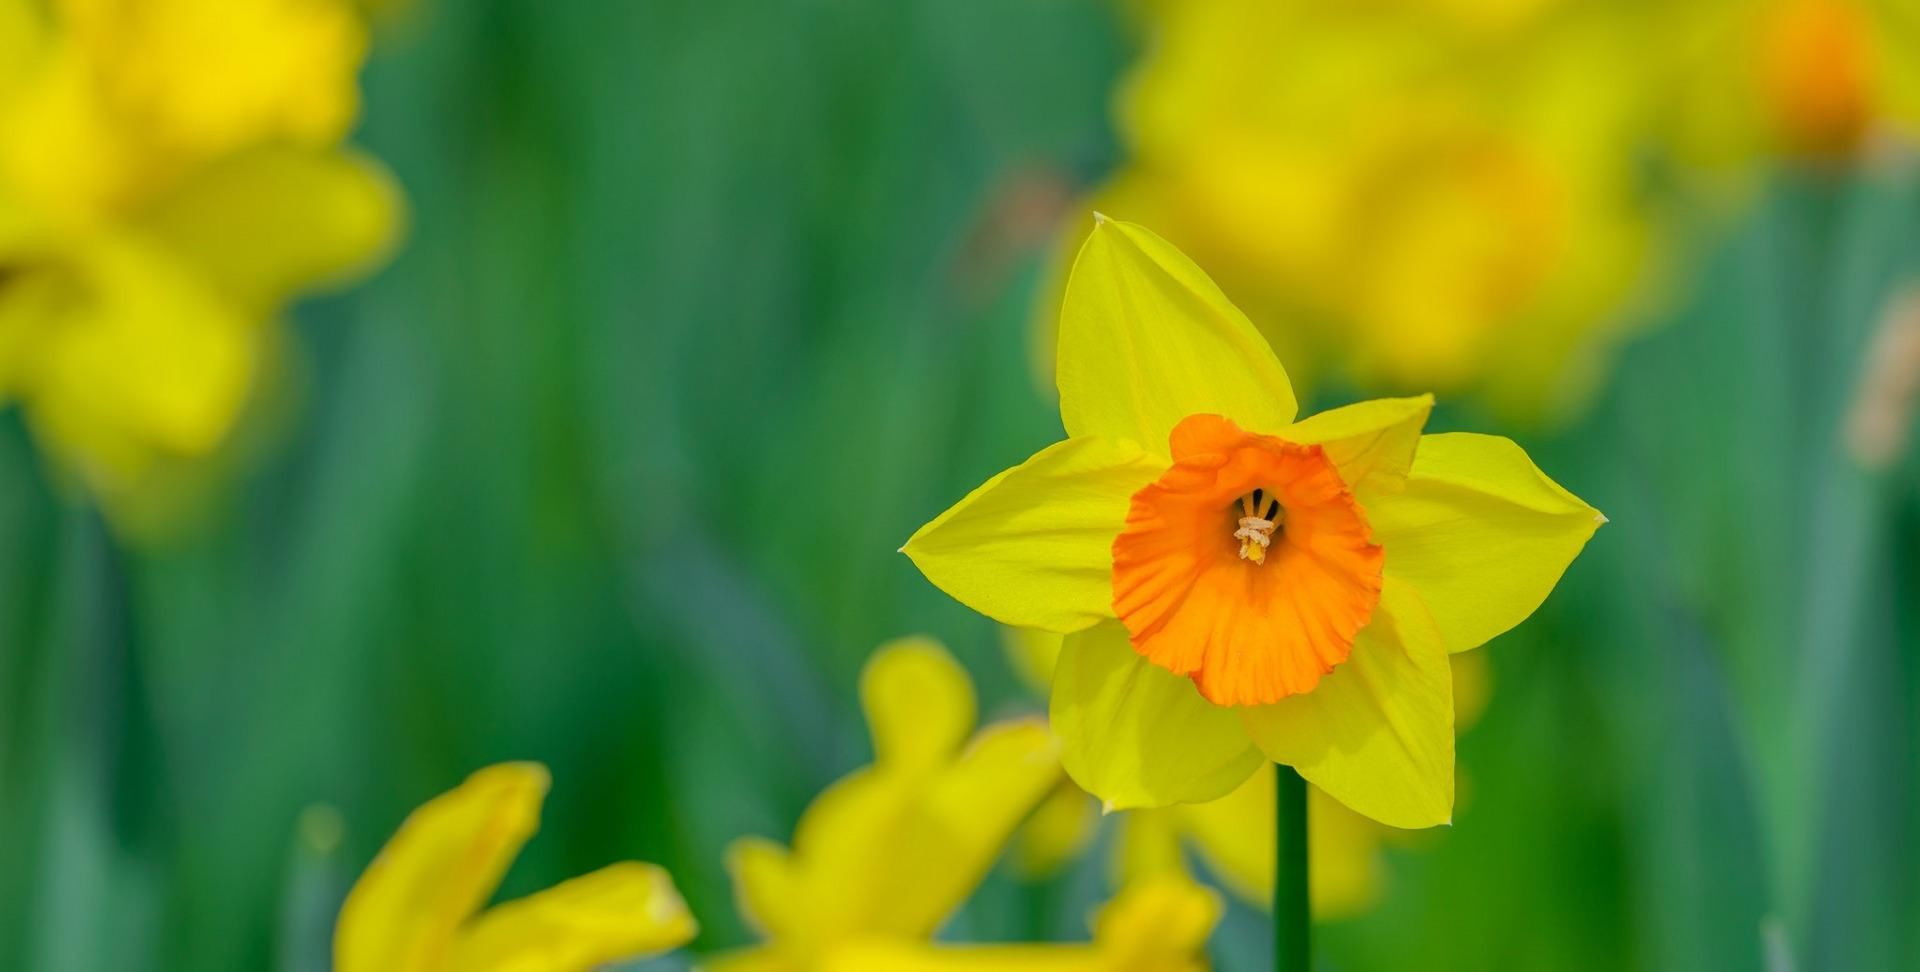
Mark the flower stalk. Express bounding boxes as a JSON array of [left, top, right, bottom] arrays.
[[1276, 766, 1310, 971]]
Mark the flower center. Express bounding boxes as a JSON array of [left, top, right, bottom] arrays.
[[1232, 489, 1283, 565], [1111, 413, 1384, 705]]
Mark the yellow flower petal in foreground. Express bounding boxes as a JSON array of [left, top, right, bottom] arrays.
[[1057, 215, 1297, 448], [334, 763, 695, 972], [716, 637, 1062, 969], [1052, 621, 1263, 809], [903, 439, 1163, 632], [1241, 579, 1455, 828], [905, 217, 1600, 828], [1369, 433, 1605, 654]]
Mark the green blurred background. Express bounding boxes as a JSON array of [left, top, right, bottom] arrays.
[[4, 1, 1920, 970]]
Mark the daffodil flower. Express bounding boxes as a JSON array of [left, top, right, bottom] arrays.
[[334, 763, 697, 972], [905, 217, 1601, 828], [0, 0, 399, 526], [708, 637, 1066, 971]]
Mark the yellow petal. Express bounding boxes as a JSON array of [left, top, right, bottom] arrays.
[[1113, 806, 1188, 889], [1241, 580, 1455, 828], [903, 436, 1162, 632], [61, 0, 368, 156], [20, 236, 257, 492], [335, 763, 550, 972], [1052, 620, 1263, 810], [910, 718, 1065, 919], [1056, 216, 1297, 451], [861, 637, 974, 771], [1283, 395, 1433, 497], [1089, 875, 1220, 970], [776, 723, 1060, 943], [138, 145, 403, 309], [1371, 432, 1603, 653], [725, 838, 806, 942], [448, 862, 697, 972]]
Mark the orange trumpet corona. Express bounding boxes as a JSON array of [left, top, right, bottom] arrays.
[[1111, 414, 1385, 707]]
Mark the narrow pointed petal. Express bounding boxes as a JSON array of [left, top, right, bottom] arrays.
[[910, 719, 1065, 924], [1057, 217, 1296, 451], [903, 437, 1163, 632], [140, 146, 402, 308], [862, 637, 976, 771], [782, 722, 1061, 942], [725, 838, 805, 940], [449, 862, 696, 972], [1283, 395, 1434, 497], [1088, 875, 1221, 966], [1052, 621, 1264, 809], [1371, 433, 1603, 653], [1241, 581, 1455, 829], [334, 763, 549, 972]]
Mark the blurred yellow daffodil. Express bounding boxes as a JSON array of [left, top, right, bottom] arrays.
[[1069, 0, 1663, 419], [906, 217, 1600, 828], [708, 636, 1071, 971], [0, 0, 399, 527], [334, 762, 697, 972]]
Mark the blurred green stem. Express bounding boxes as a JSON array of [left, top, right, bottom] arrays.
[[1276, 766, 1309, 971]]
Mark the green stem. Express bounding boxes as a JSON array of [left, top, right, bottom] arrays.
[[1275, 765, 1310, 971]]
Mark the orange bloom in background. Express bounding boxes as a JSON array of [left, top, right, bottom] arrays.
[[907, 216, 1601, 828], [1761, 0, 1880, 156]]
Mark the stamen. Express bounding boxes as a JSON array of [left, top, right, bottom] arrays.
[[1232, 491, 1284, 564]]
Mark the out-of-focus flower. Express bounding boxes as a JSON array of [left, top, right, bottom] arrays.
[[820, 875, 1219, 972], [1663, 0, 1920, 167], [1065, 0, 1665, 419], [709, 637, 1066, 971], [333, 763, 697, 972], [906, 218, 1600, 828], [0, 0, 400, 528]]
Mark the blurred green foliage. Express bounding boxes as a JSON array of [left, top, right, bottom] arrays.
[[2, 2, 1919, 971]]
